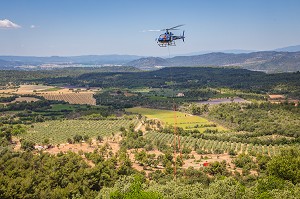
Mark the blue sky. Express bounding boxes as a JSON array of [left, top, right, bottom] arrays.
[[1, 0, 300, 56]]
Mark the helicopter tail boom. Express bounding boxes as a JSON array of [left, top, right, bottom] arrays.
[[172, 31, 185, 42]]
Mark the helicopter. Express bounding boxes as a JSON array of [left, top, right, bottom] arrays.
[[156, 24, 185, 47]]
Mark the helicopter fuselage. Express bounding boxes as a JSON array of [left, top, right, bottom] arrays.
[[158, 32, 173, 42], [157, 31, 184, 47]]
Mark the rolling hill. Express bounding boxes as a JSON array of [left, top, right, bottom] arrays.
[[0, 59, 24, 69], [127, 51, 300, 73], [0, 54, 143, 67], [1, 49, 300, 73], [274, 45, 300, 52]]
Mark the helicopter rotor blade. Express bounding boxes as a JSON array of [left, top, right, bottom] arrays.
[[142, 24, 185, 32], [167, 24, 185, 30], [148, 29, 161, 32], [141, 29, 161, 32]]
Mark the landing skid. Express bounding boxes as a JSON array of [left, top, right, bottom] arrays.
[[158, 41, 176, 47]]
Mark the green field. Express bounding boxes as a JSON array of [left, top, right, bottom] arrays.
[[39, 87, 63, 92], [49, 104, 92, 111], [126, 107, 226, 132], [20, 119, 137, 144]]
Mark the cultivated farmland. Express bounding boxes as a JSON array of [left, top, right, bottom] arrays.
[[21, 119, 137, 144], [11, 96, 40, 103], [41, 92, 96, 105], [0, 84, 97, 105], [144, 131, 285, 156], [126, 107, 226, 132]]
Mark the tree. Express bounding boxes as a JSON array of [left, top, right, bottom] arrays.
[[99, 175, 162, 199], [83, 135, 89, 142], [267, 147, 300, 184], [229, 149, 237, 156], [256, 154, 271, 171], [73, 134, 82, 143], [205, 161, 228, 176], [162, 151, 173, 167], [42, 138, 50, 146], [256, 176, 288, 195], [134, 150, 147, 166], [96, 135, 103, 143], [34, 115, 45, 122], [67, 138, 73, 144], [233, 153, 254, 169], [176, 156, 183, 167], [202, 177, 245, 199], [20, 140, 35, 151]]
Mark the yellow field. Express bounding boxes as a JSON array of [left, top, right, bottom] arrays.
[[127, 107, 226, 132]]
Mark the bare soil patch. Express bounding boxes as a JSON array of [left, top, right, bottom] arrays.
[[268, 94, 285, 99], [11, 97, 40, 103], [182, 152, 235, 169]]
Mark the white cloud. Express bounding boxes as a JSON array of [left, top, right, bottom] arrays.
[[0, 19, 21, 29], [30, 25, 35, 29]]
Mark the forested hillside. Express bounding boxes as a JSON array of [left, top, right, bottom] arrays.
[[127, 51, 300, 72], [42, 67, 300, 99]]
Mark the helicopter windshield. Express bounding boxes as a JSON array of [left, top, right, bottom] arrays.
[[158, 34, 170, 41]]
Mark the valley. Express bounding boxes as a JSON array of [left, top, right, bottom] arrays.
[[0, 67, 299, 198]]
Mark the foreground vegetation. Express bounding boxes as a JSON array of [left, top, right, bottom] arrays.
[[1, 132, 299, 198]]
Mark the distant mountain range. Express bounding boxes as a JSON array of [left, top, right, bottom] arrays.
[[0, 54, 143, 69], [1, 45, 300, 72], [126, 57, 167, 70], [127, 51, 300, 73], [274, 45, 300, 52], [169, 49, 255, 57], [170, 45, 300, 56], [0, 59, 23, 69]]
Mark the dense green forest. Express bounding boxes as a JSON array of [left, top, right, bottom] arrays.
[[0, 66, 139, 86], [47, 67, 300, 98], [1, 67, 300, 98]]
